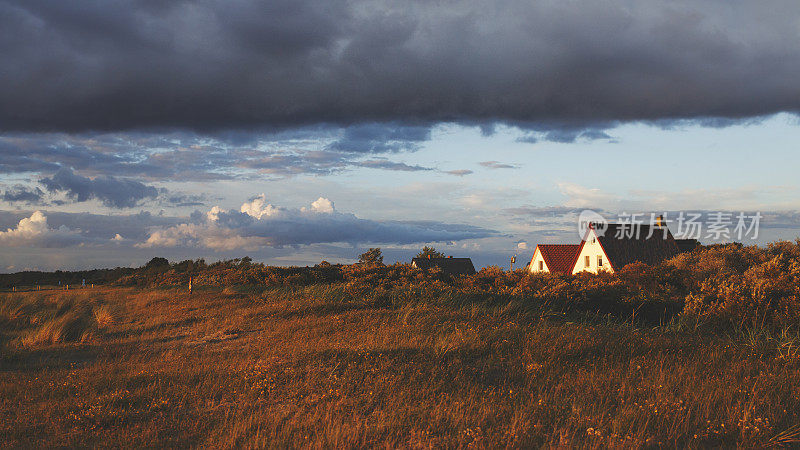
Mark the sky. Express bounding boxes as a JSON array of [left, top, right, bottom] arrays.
[[1, 0, 800, 271]]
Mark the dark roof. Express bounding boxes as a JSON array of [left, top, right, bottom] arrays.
[[588, 223, 680, 270], [675, 238, 700, 253], [535, 244, 580, 274], [411, 257, 476, 275]]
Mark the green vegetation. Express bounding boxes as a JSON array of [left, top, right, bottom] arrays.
[[1, 242, 800, 447], [0, 267, 134, 290], [416, 246, 446, 258], [357, 247, 384, 266]]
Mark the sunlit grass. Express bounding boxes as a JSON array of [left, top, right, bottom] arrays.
[[1, 284, 799, 447]]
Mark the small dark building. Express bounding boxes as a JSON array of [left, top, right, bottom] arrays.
[[675, 238, 701, 253], [411, 256, 476, 276]]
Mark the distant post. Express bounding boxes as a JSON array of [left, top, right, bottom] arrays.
[[188, 276, 193, 295]]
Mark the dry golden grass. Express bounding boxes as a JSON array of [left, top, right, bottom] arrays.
[[92, 304, 116, 328], [1, 285, 799, 448], [19, 310, 95, 347]]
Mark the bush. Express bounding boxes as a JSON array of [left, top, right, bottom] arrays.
[[668, 241, 800, 331], [70, 240, 800, 333]]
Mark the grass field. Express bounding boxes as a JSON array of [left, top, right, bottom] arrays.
[[1, 284, 799, 448]]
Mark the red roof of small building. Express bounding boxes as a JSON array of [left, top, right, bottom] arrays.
[[536, 244, 581, 274]]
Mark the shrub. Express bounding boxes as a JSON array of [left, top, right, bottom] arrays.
[[21, 306, 97, 347], [669, 241, 800, 331], [93, 304, 116, 327], [87, 240, 800, 333]]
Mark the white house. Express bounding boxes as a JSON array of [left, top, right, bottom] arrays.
[[571, 226, 613, 274], [572, 222, 680, 274], [527, 217, 697, 276]]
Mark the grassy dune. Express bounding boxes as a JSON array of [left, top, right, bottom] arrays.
[[1, 284, 799, 448]]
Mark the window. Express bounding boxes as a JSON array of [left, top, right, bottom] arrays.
[[538, 261, 543, 271], [592, 237, 596, 244], [598, 256, 603, 267], [585, 255, 590, 267]]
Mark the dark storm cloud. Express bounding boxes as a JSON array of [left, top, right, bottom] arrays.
[[543, 128, 611, 144], [40, 168, 160, 208], [2, 185, 44, 204], [1, 0, 799, 133], [326, 123, 432, 153], [513, 122, 618, 144], [527, 128, 615, 144]]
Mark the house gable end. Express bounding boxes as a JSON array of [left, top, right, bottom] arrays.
[[529, 246, 550, 272], [572, 228, 614, 274]]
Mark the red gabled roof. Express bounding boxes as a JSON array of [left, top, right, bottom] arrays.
[[536, 244, 581, 274]]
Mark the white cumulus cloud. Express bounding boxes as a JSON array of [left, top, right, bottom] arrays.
[[138, 196, 495, 250], [0, 211, 84, 247], [138, 222, 265, 251], [240, 194, 280, 219], [310, 197, 334, 214]]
